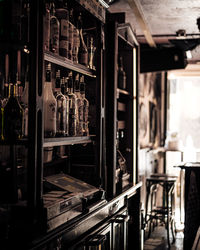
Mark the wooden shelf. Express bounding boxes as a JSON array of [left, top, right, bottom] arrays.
[[43, 135, 95, 147], [44, 51, 96, 78]]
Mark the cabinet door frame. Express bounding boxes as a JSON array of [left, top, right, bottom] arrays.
[[105, 12, 139, 198]]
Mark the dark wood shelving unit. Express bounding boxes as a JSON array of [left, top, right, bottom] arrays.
[[0, 2, 142, 249]]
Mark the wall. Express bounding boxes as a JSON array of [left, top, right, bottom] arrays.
[[138, 71, 166, 208]]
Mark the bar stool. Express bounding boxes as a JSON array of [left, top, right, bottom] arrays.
[[145, 173, 177, 248]]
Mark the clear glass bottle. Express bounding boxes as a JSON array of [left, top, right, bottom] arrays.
[[118, 56, 126, 90], [61, 77, 69, 136], [15, 71, 23, 102], [74, 73, 83, 136], [3, 80, 24, 141], [21, 70, 29, 137], [54, 70, 67, 137], [88, 36, 96, 70], [80, 75, 89, 136], [0, 73, 3, 140], [55, 0, 69, 58], [77, 13, 88, 66], [73, 13, 80, 63], [68, 71, 77, 136], [50, 1, 60, 54], [68, 8, 74, 60], [2, 78, 9, 108], [43, 0, 50, 51], [44, 63, 57, 137]]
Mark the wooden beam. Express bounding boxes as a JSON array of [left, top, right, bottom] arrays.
[[127, 0, 156, 48]]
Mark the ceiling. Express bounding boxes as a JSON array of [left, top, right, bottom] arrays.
[[108, 0, 200, 64]]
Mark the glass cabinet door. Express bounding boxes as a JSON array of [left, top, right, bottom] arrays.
[[112, 213, 129, 250]]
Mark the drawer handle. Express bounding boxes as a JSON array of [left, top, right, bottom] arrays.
[[115, 214, 130, 223], [86, 234, 106, 246]]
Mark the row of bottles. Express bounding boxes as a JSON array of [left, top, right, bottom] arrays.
[[44, 63, 89, 138], [44, 0, 96, 69], [0, 61, 90, 141]]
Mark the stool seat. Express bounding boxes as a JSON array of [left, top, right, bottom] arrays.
[[145, 173, 177, 248]]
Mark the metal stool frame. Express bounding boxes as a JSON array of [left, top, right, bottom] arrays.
[[145, 174, 177, 248]]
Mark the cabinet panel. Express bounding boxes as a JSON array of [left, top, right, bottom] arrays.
[[0, 0, 108, 248], [105, 13, 139, 198]]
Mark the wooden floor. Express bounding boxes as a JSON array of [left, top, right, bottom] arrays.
[[144, 225, 184, 250]]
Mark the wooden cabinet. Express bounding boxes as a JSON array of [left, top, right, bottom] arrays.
[[105, 13, 139, 198], [0, 2, 141, 249]]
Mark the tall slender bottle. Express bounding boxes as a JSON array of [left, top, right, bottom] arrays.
[[3, 78, 24, 141], [2, 53, 9, 107], [88, 37, 96, 70], [77, 13, 88, 66], [44, 63, 57, 137], [54, 70, 67, 136], [2, 77, 9, 108], [15, 71, 22, 102], [68, 71, 77, 136], [118, 56, 126, 90], [80, 75, 89, 136], [43, 0, 50, 51], [61, 77, 69, 136], [55, 0, 69, 58], [74, 73, 83, 136], [50, 2, 60, 54], [68, 9, 74, 60], [72, 12, 80, 63], [0, 74, 4, 140], [21, 69, 29, 137]]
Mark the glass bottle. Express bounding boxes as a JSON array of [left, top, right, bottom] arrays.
[[3, 80, 24, 141], [74, 73, 83, 136], [43, 0, 50, 51], [3, 53, 9, 106], [77, 13, 88, 66], [68, 9, 74, 60], [2, 77, 9, 108], [68, 71, 77, 136], [54, 70, 66, 137], [21, 69, 29, 137], [61, 77, 69, 136], [44, 63, 57, 137], [50, 2, 60, 54], [55, 0, 69, 58], [73, 13, 80, 63], [80, 75, 89, 136], [0, 74, 4, 140], [118, 56, 126, 90], [15, 71, 23, 102], [88, 36, 96, 70], [0, 99, 2, 141]]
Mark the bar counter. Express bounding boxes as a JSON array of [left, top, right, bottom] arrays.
[[174, 162, 200, 250]]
